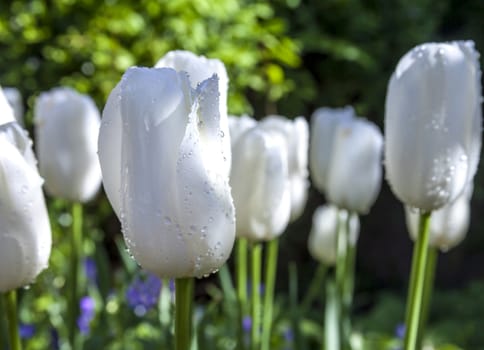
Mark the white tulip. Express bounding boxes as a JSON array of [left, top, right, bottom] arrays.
[[385, 41, 482, 211], [0, 120, 52, 292], [156, 50, 231, 175], [3, 87, 24, 125], [260, 115, 309, 221], [230, 125, 291, 241], [309, 106, 355, 195], [308, 205, 359, 266], [34, 87, 102, 202], [228, 115, 257, 148], [0, 85, 16, 124], [98, 67, 235, 279], [405, 186, 471, 252], [326, 118, 383, 214]]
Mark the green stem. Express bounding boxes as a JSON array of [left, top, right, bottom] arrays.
[[251, 243, 262, 350], [300, 263, 327, 314], [175, 277, 194, 350], [334, 209, 349, 350], [404, 211, 432, 350], [4, 290, 21, 350], [261, 239, 279, 350], [341, 212, 357, 346], [69, 202, 83, 350], [416, 246, 438, 349], [324, 279, 339, 350], [237, 238, 249, 350]]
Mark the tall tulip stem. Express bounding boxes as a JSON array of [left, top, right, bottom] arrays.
[[404, 211, 432, 350], [4, 290, 21, 350], [261, 239, 279, 350], [175, 277, 194, 350], [334, 209, 351, 349], [342, 212, 357, 344], [237, 237, 249, 349], [68, 202, 83, 349], [416, 246, 438, 349], [251, 243, 263, 350], [324, 279, 339, 350]]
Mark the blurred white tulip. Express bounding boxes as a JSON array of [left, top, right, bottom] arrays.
[[0, 116, 52, 292], [230, 125, 291, 241], [98, 67, 235, 279], [405, 186, 471, 252], [228, 115, 256, 148], [309, 106, 355, 195], [326, 118, 383, 214], [34, 87, 102, 202], [385, 41, 482, 211], [308, 205, 359, 266], [3, 87, 24, 125], [310, 107, 383, 214], [260, 115, 309, 221], [156, 50, 231, 175], [0, 85, 16, 124]]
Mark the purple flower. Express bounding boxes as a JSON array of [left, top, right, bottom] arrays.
[[395, 323, 405, 339], [126, 273, 162, 316], [284, 327, 294, 342], [242, 316, 252, 333], [84, 257, 97, 285], [50, 328, 59, 350], [77, 296, 96, 334], [19, 323, 35, 339]]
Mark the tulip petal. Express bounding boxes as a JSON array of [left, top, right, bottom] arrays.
[[385, 41, 482, 210], [0, 125, 51, 291]]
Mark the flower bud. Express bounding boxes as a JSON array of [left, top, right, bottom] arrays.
[[260, 115, 309, 221], [309, 106, 355, 195], [156, 50, 231, 175], [385, 41, 482, 211], [34, 87, 102, 202], [229, 115, 257, 148], [98, 67, 235, 278], [405, 185, 471, 252], [308, 206, 359, 266], [0, 118, 52, 292], [230, 125, 291, 241], [3, 87, 24, 125], [0, 85, 15, 124], [326, 118, 383, 214]]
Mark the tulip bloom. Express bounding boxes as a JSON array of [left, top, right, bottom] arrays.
[[230, 125, 291, 242], [260, 115, 309, 221], [307, 205, 359, 266], [156, 50, 231, 174], [405, 186, 471, 252], [309, 106, 355, 195], [310, 107, 383, 214], [0, 116, 52, 292], [34, 87, 102, 202], [98, 67, 235, 279], [228, 115, 257, 148], [326, 118, 383, 214], [385, 41, 482, 211], [3, 87, 24, 125]]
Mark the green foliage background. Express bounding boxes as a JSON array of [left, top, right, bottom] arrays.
[[1, 0, 484, 348]]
